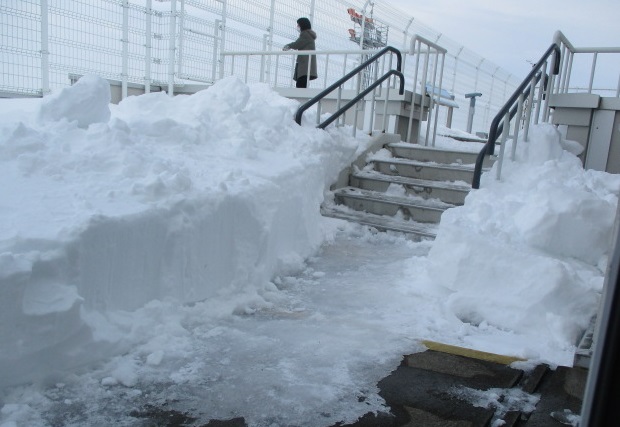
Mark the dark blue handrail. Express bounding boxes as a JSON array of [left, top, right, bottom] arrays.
[[295, 46, 404, 127], [472, 43, 561, 189]]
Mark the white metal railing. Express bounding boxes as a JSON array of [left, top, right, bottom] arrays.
[[221, 36, 448, 143], [219, 48, 385, 91], [406, 34, 447, 147], [475, 31, 620, 187], [553, 30, 620, 97]]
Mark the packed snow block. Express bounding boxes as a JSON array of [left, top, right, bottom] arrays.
[[39, 74, 111, 128]]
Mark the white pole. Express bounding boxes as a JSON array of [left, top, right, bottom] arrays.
[[309, 0, 316, 25], [219, 0, 228, 79], [145, 0, 152, 93], [474, 58, 484, 91], [214, 19, 221, 81], [588, 52, 598, 94], [403, 18, 413, 50], [122, 0, 129, 99], [178, 0, 185, 80], [266, 0, 275, 84], [168, 0, 177, 96], [41, 0, 50, 95]]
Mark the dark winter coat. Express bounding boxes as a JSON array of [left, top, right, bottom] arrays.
[[284, 30, 318, 81]]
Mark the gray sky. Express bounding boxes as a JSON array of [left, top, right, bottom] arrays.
[[387, 0, 620, 80]]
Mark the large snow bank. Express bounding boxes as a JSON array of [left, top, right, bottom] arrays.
[[427, 124, 620, 357], [0, 75, 368, 386]]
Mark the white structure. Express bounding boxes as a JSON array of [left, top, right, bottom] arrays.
[[1, 0, 520, 133]]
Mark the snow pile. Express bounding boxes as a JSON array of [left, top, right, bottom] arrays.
[[0, 75, 367, 387], [0, 74, 619, 427], [427, 124, 620, 358]]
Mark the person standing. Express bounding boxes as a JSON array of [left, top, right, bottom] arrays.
[[282, 17, 317, 88]]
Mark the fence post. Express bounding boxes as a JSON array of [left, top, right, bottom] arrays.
[[167, 0, 177, 96], [122, 0, 129, 99], [145, 0, 152, 93], [178, 0, 185, 80], [218, 0, 228, 79], [40, 0, 50, 95]]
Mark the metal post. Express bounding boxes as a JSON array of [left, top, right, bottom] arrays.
[[418, 44, 430, 145], [474, 58, 484, 91], [145, 0, 152, 93], [122, 0, 129, 100], [589, 52, 598, 94], [40, 0, 50, 95], [512, 94, 525, 161], [495, 111, 510, 181], [265, 0, 275, 84], [359, 0, 372, 49], [219, 0, 227, 79], [403, 18, 413, 50], [465, 92, 482, 134], [261, 35, 268, 83], [213, 19, 221, 81], [168, 0, 177, 96], [523, 75, 537, 142], [177, 0, 185, 80], [451, 47, 464, 93], [406, 38, 421, 143], [309, 0, 316, 27]]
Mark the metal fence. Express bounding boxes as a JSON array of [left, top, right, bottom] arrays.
[[1, 0, 525, 133]]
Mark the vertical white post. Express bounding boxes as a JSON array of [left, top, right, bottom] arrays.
[[261, 35, 268, 83], [474, 58, 484, 92], [219, 0, 228, 79], [485, 66, 499, 129], [213, 19, 221, 81], [523, 75, 537, 142], [418, 44, 430, 145], [431, 52, 446, 147], [403, 18, 413, 50], [122, 0, 129, 100], [266, 0, 275, 84], [40, 0, 50, 95], [309, 0, 316, 25], [588, 52, 598, 94], [451, 47, 463, 93], [178, 0, 185, 80], [168, 0, 177, 96], [511, 94, 525, 161], [534, 61, 548, 124], [359, 0, 371, 49], [145, 0, 152, 93], [495, 111, 510, 181], [406, 38, 421, 144]]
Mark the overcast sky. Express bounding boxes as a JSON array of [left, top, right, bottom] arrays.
[[387, 0, 620, 79]]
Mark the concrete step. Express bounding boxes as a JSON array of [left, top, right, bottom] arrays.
[[332, 187, 452, 223], [370, 157, 485, 183], [387, 142, 483, 165], [320, 204, 438, 238], [350, 171, 471, 205]]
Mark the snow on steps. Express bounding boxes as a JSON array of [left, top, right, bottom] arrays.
[[321, 136, 493, 238]]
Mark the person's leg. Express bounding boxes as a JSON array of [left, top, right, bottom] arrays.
[[296, 76, 308, 88]]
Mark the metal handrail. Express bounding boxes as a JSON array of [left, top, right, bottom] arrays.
[[471, 43, 560, 189], [317, 70, 405, 129], [294, 46, 403, 127]]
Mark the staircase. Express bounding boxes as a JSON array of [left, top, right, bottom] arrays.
[[321, 136, 493, 239]]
